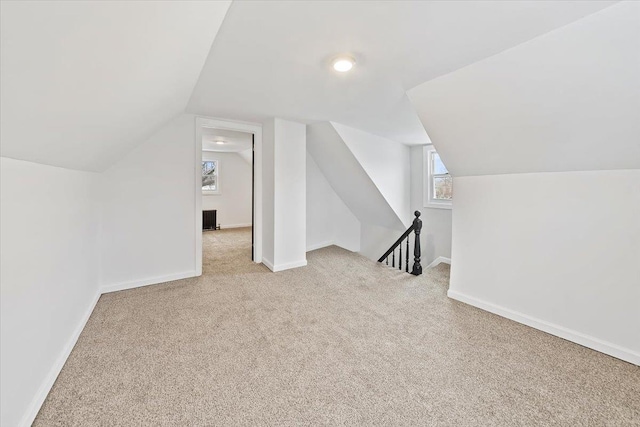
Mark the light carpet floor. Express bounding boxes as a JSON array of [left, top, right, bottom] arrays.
[[35, 228, 640, 426]]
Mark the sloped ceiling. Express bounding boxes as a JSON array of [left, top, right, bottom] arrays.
[[0, 1, 231, 172], [408, 1, 640, 177], [202, 128, 252, 153], [331, 122, 411, 227], [307, 122, 405, 231], [188, 0, 616, 146]]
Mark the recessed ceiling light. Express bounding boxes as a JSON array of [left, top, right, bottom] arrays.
[[332, 56, 355, 72], [216, 140, 225, 145]]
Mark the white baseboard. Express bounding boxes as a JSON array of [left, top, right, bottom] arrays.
[[306, 240, 334, 252], [100, 271, 197, 294], [262, 257, 275, 271], [262, 258, 308, 272], [220, 223, 252, 229], [19, 291, 101, 427], [19, 269, 202, 426], [426, 256, 451, 269], [274, 259, 307, 272], [447, 289, 640, 366]]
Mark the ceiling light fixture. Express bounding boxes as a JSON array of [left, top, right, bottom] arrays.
[[216, 140, 225, 145], [332, 56, 355, 72]]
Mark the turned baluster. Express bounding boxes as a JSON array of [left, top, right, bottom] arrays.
[[411, 211, 422, 276]]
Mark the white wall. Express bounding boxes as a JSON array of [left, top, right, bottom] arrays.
[[307, 121, 414, 261], [333, 122, 412, 227], [307, 122, 405, 231], [100, 114, 197, 291], [306, 152, 360, 252], [202, 151, 252, 228], [449, 170, 640, 364], [1, 157, 100, 427], [262, 118, 307, 271], [407, 2, 640, 364], [410, 146, 452, 266], [357, 146, 452, 265], [237, 148, 252, 166], [358, 223, 404, 261], [327, 123, 413, 260]]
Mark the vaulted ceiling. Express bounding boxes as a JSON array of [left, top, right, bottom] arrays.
[[188, 0, 616, 145], [202, 128, 252, 153], [0, 1, 231, 171], [408, 1, 640, 176], [1, 0, 624, 172]]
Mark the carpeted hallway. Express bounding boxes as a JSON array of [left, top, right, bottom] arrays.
[[35, 228, 639, 426]]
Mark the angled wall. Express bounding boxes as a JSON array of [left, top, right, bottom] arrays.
[[408, 2, 639, 176], [307, 152, 360, 252], [0, 2, 231, 421], [307, 122, 411, 260], [0, 1, 230, 172], [307, 122, 408, 232], [1, 158, 100, 427], [332, 123, 412, 227], [408, 2, 640, 364]]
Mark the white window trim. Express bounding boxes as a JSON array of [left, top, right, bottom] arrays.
[[202, 159, 221, 195], [423, 145, 452, 210]]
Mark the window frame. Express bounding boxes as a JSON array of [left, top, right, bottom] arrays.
[[202, 159, 221, 195], [423, 145, 452, 209]]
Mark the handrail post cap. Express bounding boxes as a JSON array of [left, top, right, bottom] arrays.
[[414, 210, 421, 217]]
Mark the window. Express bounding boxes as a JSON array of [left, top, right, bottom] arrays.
[[202, 160, 220, 194], [424, 146, 452, 209]]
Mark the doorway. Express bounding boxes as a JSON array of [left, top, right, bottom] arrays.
[[195, 117, 263, 276]]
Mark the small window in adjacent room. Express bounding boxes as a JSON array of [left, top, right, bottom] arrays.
[[424, 146, 452, 209], [202, 160, 220, 194]]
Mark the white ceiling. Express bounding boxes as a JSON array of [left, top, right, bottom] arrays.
[[187, 0, 617, 146], [0, 0, 621, 172], [0, 0, 231, 172], [408, 2, 640, 176], [202, 128, 253, 153]]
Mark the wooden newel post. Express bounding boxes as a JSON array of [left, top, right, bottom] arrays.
[[411, 210, 422, 276]]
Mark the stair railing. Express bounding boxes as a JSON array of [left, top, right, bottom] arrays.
[[377, 211, 422, 275]]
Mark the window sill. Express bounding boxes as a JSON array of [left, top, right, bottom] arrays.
[[424, 201, 452, 210], [202, 191, 221, 196]]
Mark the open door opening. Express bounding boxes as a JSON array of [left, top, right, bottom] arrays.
[[199, 126, 255, 272], [194, 117, 263, 276]]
